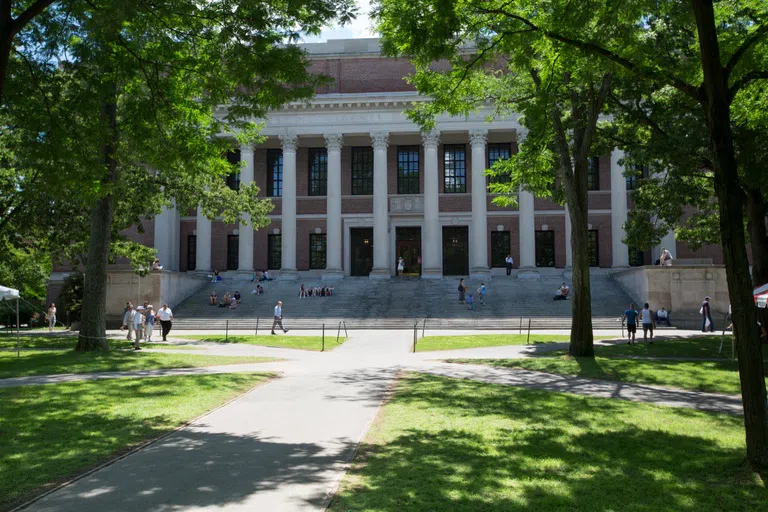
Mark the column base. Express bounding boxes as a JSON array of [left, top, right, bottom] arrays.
[[470, 266, 491, 279], [322, 269, 345, 281], [237, 269, 254, 277], [421, 268, 443, 279], [517, 268, 541, 280], [369, 268, 392, 280], [278, 269, 298, 281]]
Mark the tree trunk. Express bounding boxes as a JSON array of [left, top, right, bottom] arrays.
[[76, 80, 118, 352], [568, 185, 594, 357], [693, 0, 768, 473], [747, 189, 768, 287], [0, 0, 13, 99]]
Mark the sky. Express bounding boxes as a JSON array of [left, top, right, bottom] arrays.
[[302, 0, 377, 43]]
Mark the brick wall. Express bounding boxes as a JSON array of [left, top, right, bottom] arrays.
[[310, 57, 416, 94]]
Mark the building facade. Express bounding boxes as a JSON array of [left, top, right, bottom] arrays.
[[118, 39, 725, 281]]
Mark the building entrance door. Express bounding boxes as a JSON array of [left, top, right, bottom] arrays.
[[395, 227, 422, 276], [350, 228, 374, 276], [442, 226, 469, 275]]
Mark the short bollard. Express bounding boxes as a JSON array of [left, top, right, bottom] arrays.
[[413, 323, 417, 353], [225, 320, 229, 342], [322, 323, 325, 352], [526, 318, 531, 345], [255, 318, 259, 336]]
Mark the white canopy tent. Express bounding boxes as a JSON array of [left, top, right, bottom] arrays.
[[0, 285, 21, 356]]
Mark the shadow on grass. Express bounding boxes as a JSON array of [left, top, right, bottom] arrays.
[[330, 374, 765, 511]]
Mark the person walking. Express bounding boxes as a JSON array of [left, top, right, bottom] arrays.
[[122, 304, 135, 341], [397, 257, 405, 277], [641, 303, 655, 344], [157, 303, 174, 341], [271, 300, 288, 335], [622, 303, 639, 344], [458, 278, 466, 304], [701, 296, 714, 332], [478, 282, 487, 306], [46, 303, 57, 332], [144, 306, 156, 342], [132, 306, 145, 350], [505, 254, 514, 276]]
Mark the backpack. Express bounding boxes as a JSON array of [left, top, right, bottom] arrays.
[[458, 284, 464, 292]]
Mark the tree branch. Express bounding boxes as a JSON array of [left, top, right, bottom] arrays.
[[11, 0, 55, 37], [729, 69, 768, 100], [724, 23, 768, 80]]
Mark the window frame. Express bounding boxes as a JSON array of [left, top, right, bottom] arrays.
[[267, 149, 283, 197], [267, 234, 282, 270], [488, 143, 511, 184], [308, 148, 328, 196], [490, 231, 511, 268], [309, 233, 327, 270], [226, 234, 239, 271], [535, 230, 556, 268], [443, 144, 467, 193], [397, 146, 420, 194], [587, 156, 600, 191], [351, 146, 374, 195]]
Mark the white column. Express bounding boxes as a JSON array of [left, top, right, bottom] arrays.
[[195, 205, 212, 273], [279, 133, 298, 280], [238, 143, 254, 273], [370, 132, 391, 279], [518, 187, 536, 268], [610, 148, 629, 267], [324, 133, 344, 280], [154, 202, 179, 271], [564, 205, 572, 268], [422, 130, 442, 278], [469, 129, 490, 276]]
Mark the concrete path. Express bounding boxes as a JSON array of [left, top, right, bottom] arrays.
[[17, 330, 743, 511]]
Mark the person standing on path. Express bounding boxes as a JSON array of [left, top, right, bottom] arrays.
[[132, 306, 145, 349], [271, 300, 288, 335], [478, 282, 487, 306], [144, 306, 156, 342], [701, 296, 714, 332], [458, 278, 466, 304], [397, 257, 405, 277], [46, 303, 56, 332], [121, 304, 135, 341], [157, 303, 174, 341], [641, 303, 655, 344], [622, 303, 639, 344], [505, 254, 514, 276]]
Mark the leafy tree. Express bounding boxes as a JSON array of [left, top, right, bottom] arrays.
[[0, 234, 51, 301]]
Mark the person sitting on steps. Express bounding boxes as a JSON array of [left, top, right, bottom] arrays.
[[553, 282, 570, 300], [209, 290, 217, 306]]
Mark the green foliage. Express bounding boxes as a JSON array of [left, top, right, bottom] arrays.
[[0, 235, 51, 301], [57, 271, 83, 324]]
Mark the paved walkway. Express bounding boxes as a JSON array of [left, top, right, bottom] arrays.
[[17, 330, 742, 511]]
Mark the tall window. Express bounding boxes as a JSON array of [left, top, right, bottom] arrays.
[[443, 144, 467, 193], [308, 148, 327, 196], [351, 147, 374, 195], [629, 247, 645, 266], [268, 234, 281, 270], [491, 231, 511, 267], [587, 157, 600, 191], [225, 149, 240, 191], [187, 235, 196, 271], [535, 231, 556, 267], [626, 163, 648, 191], [267, 149, 283, 197], [488, 143, 511, 183], [227, 235, 239, 270], [397, 146, 420, 194], [588, 230, 600, 267], [309, 234, 327, 269]]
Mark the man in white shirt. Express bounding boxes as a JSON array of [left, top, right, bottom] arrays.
[[271, 300, 288, 335], [132, 306, 145, 349], [641, 303, 655, 344], [655, 307, 671, 326], [505, 254, 514, 275], [157, 303, 174, 341], [122, 304, 135, 341], [659, 247, 673, 266]]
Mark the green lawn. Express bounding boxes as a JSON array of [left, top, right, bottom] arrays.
[[590, 334, 740, 359], [0, 350, 278, 379], [330, 373, 766, 512], [0, 372, 273, 510], [0, 335, 204, 351], [179, 334, 344, 351], [454, 355, 768, 395], [415, 334, 612, 352]]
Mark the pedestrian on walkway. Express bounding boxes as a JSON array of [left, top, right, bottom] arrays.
[[157, 303, 174, 341], [145, 306, 156, 342], [271, 300, 288, 335], [622, 303, 638, 344], [641, 303, 655, 344], [458, 278, 466, 303], [121, 304, 135, 341], [700, 296, 714, 332], [505, 254, 514, 275], [397, 257, 405, 276], [132, 306, 145, 349], [46, 303, 56, 332], [477, 282, 487, 306]]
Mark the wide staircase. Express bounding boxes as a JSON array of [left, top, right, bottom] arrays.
[[172, 271, 638, 330]]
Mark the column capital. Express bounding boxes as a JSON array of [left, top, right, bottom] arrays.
[[279, 132, 298, 152], [324, 133, 344, 152], [515, 126, 529, 143], [469, 129, 488, 147], [421, 129, 440, 150], [370, 131, 390, 150], [239, 141, 254, 153]]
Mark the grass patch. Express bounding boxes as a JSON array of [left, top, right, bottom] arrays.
[[179, 334, 344, 351], [0, 372, 273, 509], [415, 334, 611, 352], [0, 350, 278, 379], [453, 356, 768, 395], [0, 335, 204, 351], [330, 373, 766, 512], [591, 334, 740, 359]]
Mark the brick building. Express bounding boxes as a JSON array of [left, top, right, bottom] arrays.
[[55, 38, 724, 288]]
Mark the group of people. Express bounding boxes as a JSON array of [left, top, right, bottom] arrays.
[[251, 270, 272, 282], [553, 282, 571, 300], [621, 301, 678, 344], [458, 279, 487, 310], [298, 284, 335, 298], [45, 303, 57, 332], [121, 301, 174, 349], [209, 290, 242, 309]]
